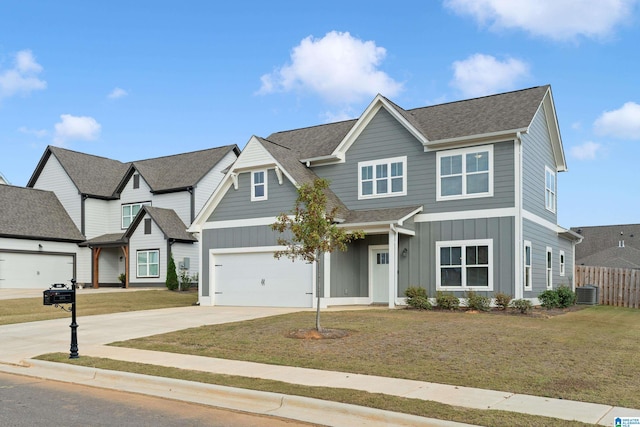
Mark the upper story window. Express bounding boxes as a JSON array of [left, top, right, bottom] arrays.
[[436, 145, 493, 201], [251, 170, 267, 201], [358, 156, 407, 199], [122, 202, 150, 229], [545, 167, 556, 213], [436, 239, 493, 290]]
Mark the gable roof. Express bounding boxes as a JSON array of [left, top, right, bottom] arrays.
[[127, 206, 196, 243], [28, 145, 240, 198], [572, 224, 640, 259], [0, 185, 85, 242], [576, 246, 640, 269]]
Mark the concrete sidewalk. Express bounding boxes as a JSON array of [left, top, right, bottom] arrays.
[[1, 303, 639, 426]]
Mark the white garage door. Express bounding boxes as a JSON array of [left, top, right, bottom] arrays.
[[213, 251, 313, 307], [0, 252, 74, 289]]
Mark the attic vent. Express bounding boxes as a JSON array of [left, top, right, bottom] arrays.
[[576, 285, 598, 305]]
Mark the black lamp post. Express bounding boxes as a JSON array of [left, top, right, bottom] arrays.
[[69, 279, 79, 359]]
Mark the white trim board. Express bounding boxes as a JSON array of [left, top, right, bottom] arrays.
[[415, 208, 516, 223]]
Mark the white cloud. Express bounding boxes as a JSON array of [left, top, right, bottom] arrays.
[[53, 114, 101, 144], [444, 0, 637, 41], [570, 141, 602, 160], [258, 31, 403, 103], [108, 87, 128, 99], [0, 49, 47, 99], [451, 54, 529, 97], [594, 102, 640, 139], [18, 126, 48, 138]]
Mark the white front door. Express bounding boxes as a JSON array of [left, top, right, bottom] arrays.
[[370, 245, 389, 303]]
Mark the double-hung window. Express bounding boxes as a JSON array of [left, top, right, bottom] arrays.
[[559, 250, 565, 276], [437, 145, 493, 200], [546, 247, 553, 289], [122, 202, 150, 229], [436, 239, 492, 290], [545, 167, 556, 212], [251, 170, 267, 201], [358, 156, 406, 199], [523, 241, 532, 291], [137, 249, 159, 278]]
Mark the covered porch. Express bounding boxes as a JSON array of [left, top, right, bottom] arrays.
[[81, 233, 129, 288]]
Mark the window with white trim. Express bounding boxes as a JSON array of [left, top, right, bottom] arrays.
[[524, 241, 532, 291], [122, 202, 150, 229], [137, 249, 159, 278], [559, 250, 565, 276], [358, 156, 407, 199], [437, 145, 493, 200], [546, 246, 553, 289], [436, 239, 492, 290], [251, 170, 267, 201], [545, 167, 556, 212]]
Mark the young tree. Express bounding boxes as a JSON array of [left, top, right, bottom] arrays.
[[271, 178, 364, 331]]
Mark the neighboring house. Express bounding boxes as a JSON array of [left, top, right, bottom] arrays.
[[189, 85, 581, 308], [0, 172, 9, 185], [571, 224, 640, 269], [0, 185, 85, 288], [26, 145, 239, 288]]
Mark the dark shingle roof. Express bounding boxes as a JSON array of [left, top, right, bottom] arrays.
[[576, 246, 640, 269], [0, 185, 84, 242], [572, 224, 640, 260], [343, 206, 423, 226], [266, 120, 356, 159], [129, 206, 196, 242]]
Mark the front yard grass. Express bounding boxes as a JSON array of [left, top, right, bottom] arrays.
[[111, 305, 640, 409], [0, 290, 197, 325]]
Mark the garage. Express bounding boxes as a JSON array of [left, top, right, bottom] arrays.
[[212, 250, 313, 307], [0, 252, 75, 289]]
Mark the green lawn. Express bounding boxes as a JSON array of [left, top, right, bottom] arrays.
[[0, 290, 198, 325], [111, 305, 640, 409]]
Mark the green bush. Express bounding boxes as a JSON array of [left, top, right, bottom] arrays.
[[465, 291, 490, 311], [178, 271, 192, 291], [436, 291, 460, 311], [510, 298, 533, 314], [494, 292, 512, 310], [537, 289, 560, 309], [166, 254, 179, 291], [556, 285, 577, 308], [404, 286, 432, 310]]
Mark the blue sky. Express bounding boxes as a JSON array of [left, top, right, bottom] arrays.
[[1, 0, 639, 227]]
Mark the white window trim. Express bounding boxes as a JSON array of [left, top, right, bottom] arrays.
[[436, 239, 493, 291], [545, 166, 556, 213], [137, 249, 160, 278], [251, 170, 268, 202], [546, 246, 553, 290], [559, 250, 565, 277], [436, 144, 494, 201], [524, 240, 532, 291], [122, 201, 150, 229], [357, 156, 407, 200]]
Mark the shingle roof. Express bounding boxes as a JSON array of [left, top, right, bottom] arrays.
[[81, 233, 126, 247], [343, 206, 423, 226], [572, 224, 640, 259], [130, 206, 196, 242], [0, 185, 84, 242], [576, 246, 640, 269]]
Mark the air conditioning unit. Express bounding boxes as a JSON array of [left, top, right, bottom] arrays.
[[576, 285, 598, 305]]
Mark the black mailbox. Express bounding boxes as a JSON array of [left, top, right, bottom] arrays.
[[43, 289, 75, 305]]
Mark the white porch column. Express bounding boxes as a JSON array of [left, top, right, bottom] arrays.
[[388, 226, 398, 308]]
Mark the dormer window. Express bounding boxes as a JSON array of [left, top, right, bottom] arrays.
[[251, 170, 267, 201]]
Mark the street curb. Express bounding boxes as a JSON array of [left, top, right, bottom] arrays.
[[0, 359, 473, 427]]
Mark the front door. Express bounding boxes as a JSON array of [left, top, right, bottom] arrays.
[[370, 246, 389, 303]]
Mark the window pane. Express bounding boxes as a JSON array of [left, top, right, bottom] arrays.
[[254, 171, 264, 184], [441, 155, 462, 176], [376, 164, 387, 178], [138, 252, 147, 264], [441, 267, 462, 286], [525, 246, 531, 265], [362, 181, 373, 195], [391, 177, 403, 193], [441, 247, 451, 265], [123, 205, 131, 216], [451, 247, 462, 265], [132, 204, 141, 216], [254, 184, 264, 197], [467, 173, 489, 194], [149, 263, 159, 276], [376, 179, 388, 194], [467, 267, 489, 286], [391, 162, 403, 177], [361, 166, 372, 180], [149, 251, 158, 263], [441, 176, 462, 196], [477, 245, 489, 264], [466, 152, 488, 173], [466, 246, 477, 265], [547, 250, 552, 267]]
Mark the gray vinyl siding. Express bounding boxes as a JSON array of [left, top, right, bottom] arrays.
[[314, 108, 515, 212], [209, 169, 299, 221], [522, 106, 558, 223], [523, 219, 573, 296], [398, 217, 515, 298]]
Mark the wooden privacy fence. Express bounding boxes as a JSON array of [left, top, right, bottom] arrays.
[[574, 266, 640, 309]]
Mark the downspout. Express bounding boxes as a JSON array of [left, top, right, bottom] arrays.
[[188, 187, 195, 224], [80, 194, 88, 236]]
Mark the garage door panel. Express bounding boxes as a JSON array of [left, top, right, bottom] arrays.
[[213, 252, 313, 307], [0, 253, 74, 289]]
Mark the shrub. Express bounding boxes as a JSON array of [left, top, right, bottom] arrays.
[[494, 292, 512, 310], [179, 270, 192, 291], [556, 285, 577, 308], [510, 298, 533, 314], [166, 254, 179, 291], [465, 291, 490, 311], [436, 291, 460, 311], [404, 286, 432, 310], [537, 289, 560, 309]]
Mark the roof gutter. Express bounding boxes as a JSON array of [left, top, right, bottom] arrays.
[[423, 128, 529, 151]]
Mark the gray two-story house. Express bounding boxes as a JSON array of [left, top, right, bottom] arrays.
[[189, 85, 581, 308]]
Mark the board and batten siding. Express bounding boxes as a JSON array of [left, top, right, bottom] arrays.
[[314, 108, 515, 212], [522, 106, 558, 223], [194, 149, 237, 219], [31, 155, 83, 230], [208, 169, 299, 221]]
